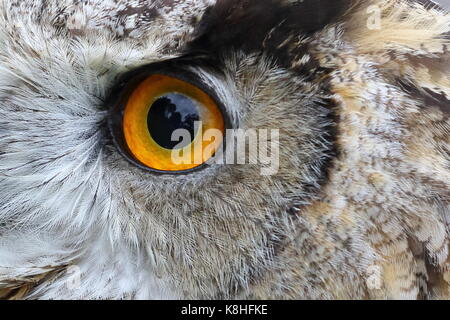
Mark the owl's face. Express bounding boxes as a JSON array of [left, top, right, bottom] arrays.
[[1, 0, 449, 300]]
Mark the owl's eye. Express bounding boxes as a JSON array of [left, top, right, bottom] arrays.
[[108, 70, 226, 174]]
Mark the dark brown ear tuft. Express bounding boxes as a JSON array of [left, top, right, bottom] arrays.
[[189, 0, 352, 56]]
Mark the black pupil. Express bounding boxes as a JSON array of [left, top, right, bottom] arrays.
[[147, 93, 200, 150]]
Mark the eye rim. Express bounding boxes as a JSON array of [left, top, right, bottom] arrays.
[[107, 61, 231, 175]]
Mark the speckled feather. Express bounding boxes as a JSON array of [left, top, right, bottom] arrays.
[[0, 0, 448, 299]]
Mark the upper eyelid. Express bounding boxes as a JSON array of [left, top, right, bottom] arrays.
[[107, 59, 230, 121]]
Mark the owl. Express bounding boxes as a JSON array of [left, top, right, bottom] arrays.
[[0, 0, 449, 300]]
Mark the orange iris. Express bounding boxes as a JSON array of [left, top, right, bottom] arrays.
[[123, 74, 225, 172]]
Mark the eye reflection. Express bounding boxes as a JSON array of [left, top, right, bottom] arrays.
[[147, 93, 200, 150]]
